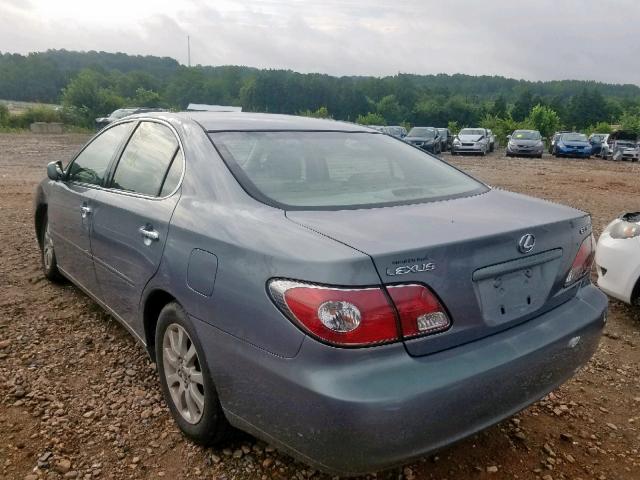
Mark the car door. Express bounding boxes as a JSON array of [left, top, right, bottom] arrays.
[[90, 120, 184, 333], [47, 122, 134, 293]]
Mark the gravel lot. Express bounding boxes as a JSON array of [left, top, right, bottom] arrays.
[[1, 133, 639, 480]]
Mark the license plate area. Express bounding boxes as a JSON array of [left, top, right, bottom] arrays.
[[473, 249, 563, 326]]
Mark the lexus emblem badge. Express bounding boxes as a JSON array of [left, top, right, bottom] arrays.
[[518, 234, 536, 254]]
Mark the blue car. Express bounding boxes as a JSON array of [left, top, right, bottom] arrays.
[[35, 112, 607, 475], [553, 132, 592, 158]]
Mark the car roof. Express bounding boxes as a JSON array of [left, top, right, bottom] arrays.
[[135, 111, 374, 132]]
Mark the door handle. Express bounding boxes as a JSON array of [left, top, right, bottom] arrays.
[[80, 205, 92, 218], [139, 226, 160, 242]]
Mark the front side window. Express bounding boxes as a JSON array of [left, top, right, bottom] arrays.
[[67, 122, 133, 186], [111, 122, 180, 196], [210, 131, 487, 209]]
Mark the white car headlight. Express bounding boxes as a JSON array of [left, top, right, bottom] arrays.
[[604, 214, 640, 239]]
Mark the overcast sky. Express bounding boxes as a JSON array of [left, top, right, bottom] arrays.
[[2, 0, 639, 85]]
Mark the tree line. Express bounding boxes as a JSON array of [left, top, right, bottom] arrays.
[[2, 49, 640, 140]]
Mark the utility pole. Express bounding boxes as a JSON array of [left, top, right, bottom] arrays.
[[187, 35, 191, 67]]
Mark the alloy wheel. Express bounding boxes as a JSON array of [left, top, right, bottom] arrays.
[[162, 323, 206, 424]]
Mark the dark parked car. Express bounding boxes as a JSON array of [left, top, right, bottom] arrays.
[[95, 107, 165, 129], [437, 127, 452, 151], [487, 129, 496, 152], [506, 129, 544, 158], [35, 112, 607, 476], [404, 127, 442, 153], [451, 128, 491, 155], [588, 133, 609, 157], [553, 132, 592, 158], [549, 131, 569, 154], [381, 125, 407, 138]]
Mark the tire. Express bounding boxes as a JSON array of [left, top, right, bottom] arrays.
[[537, 154, 543, 159], [156, 302, 230, 445], [41, 215, 64, 283]]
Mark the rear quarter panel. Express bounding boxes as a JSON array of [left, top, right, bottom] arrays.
[[143, 121, 381, 358]]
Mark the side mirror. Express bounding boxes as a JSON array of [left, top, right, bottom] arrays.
[[506, 135, 512, 140], [47, 161, 64, 181]]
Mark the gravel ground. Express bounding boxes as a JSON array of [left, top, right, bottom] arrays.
[[0, 133, 639, 480]]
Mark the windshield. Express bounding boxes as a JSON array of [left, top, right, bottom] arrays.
[[210, 131, 486, 209], [408, 127, 436, 138], [459, 129, 485, 136], [616, 140, 635, 147], [512, 130, 541, 140], [590, 134, 606, 142], [562, 133, 588, 142]]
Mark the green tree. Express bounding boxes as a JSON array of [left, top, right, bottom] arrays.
[[131, 87, 162, 107], [527, 104, 560, 139], [490, 94, 508, 118], [512, 90, 534, 121], [61, 69, 124, 126], [0, 104, 9, 126], [356, 112, 385, 125], [619, 112, 640, 137], [299, 106, 331, 118], [376, 95, 407, 124], [587, 121, 612, 134]]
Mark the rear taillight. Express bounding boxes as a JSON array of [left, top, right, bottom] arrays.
[[268, 279, 450, 347], [387, 284, 451, 338], [565, 234, 595, 286]]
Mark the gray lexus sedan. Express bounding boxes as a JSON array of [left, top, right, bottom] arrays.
[[34, 112, 607, 475]]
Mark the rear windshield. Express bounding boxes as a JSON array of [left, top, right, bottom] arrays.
[[210, 131, 486, 209]]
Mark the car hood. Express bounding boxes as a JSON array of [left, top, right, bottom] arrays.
[[286, 189, 589, 355], [511, 139, 541, 146], [559, 140, 590, 147], [458, 134, 483, 142]]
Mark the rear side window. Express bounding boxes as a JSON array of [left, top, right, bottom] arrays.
[[67, 123, 132, 186], [112, 122, 179, 196]]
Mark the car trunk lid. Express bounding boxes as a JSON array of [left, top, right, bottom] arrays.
[[286, 189, 591, 356]]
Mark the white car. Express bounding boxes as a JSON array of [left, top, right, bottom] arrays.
[[595, 212, 640, 305]]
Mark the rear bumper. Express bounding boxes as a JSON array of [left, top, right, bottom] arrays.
[[596, 233, 640, 303], [192, 284, 606, 475]]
